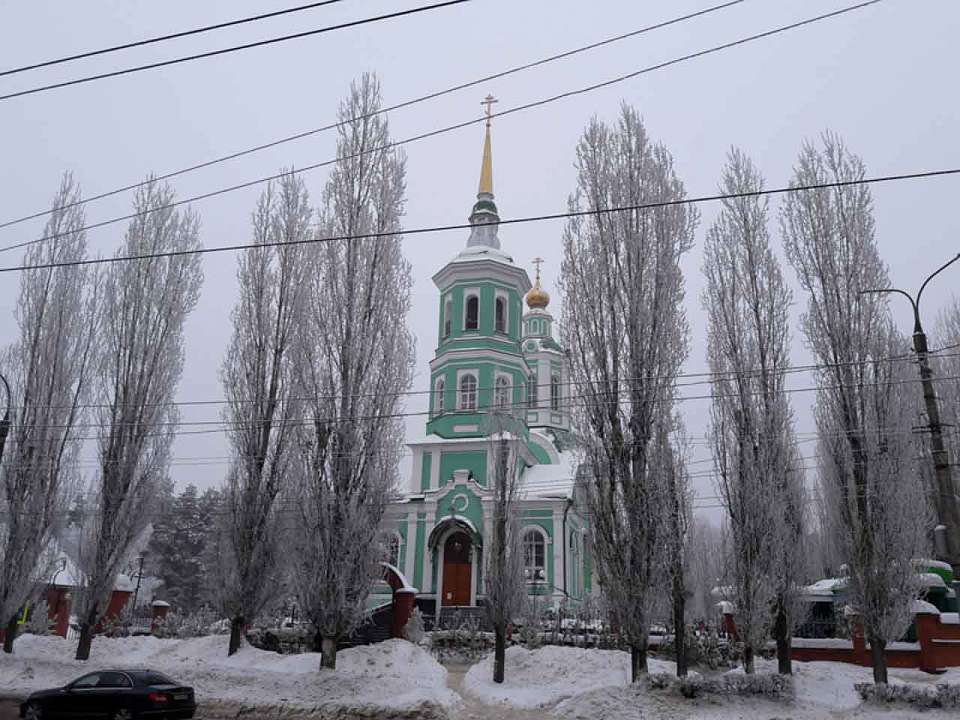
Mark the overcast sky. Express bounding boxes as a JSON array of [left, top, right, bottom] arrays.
[[1, 0, 958, 522]]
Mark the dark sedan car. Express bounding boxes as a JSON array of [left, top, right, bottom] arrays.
[[19, 669, 196, 719]]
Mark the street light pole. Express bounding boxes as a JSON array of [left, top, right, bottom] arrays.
[[863, 253, 960, 576]]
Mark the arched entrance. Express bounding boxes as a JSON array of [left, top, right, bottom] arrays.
[[442, 531, 473, 606]]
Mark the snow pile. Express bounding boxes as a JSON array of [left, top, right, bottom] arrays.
[[0, 635, 459, 716], [554, 656, 960, 720], [463, 645, 677, 708]]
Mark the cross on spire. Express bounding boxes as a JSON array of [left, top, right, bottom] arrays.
[[482, 93, 498, 127], [532, 257, 544, 284]]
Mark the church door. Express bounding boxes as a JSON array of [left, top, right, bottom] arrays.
[[442, 532, 472, 606]]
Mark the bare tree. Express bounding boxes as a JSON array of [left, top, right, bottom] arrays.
[[288, 73, 414, 671], [560, 105, 697, 680], [702, 148, 803, 674], [73, 179, 203, 660], [782, 133, 931, 683], [216, 173, 312, 656], [482, 411, 526, 684], [0, 174, 97, 653], [653, 422, 692, 677], [686, 519, 723, 623]]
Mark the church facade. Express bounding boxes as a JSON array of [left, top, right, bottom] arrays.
[[380, 110, 592, 616]]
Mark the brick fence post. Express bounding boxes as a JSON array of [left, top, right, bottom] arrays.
[[916, 611, 940, 673]]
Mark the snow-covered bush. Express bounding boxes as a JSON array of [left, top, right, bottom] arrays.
[[645, 672, 793, 700], [404, 608, 426, 645], [856, 682, 960, 709]]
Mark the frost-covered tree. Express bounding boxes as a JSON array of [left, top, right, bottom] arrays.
[[288, 73, 414, 670], [687, 519, 723, 622], [560, 105, 697, 680], [148, 484, 210, 614], [0, 174, 97, 653], [482, 411, 526, 684], [73, 179, 203, 661], [652, 423, 692, 677], [782, 133, 931, 683], [217, 173, 312, 656], [703, 148, 804, 674]]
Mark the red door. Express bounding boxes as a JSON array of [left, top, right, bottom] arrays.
[[442, 532, 472, 606]]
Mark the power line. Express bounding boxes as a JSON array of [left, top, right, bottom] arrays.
[[0, 0, 470, 102], [1, 345, 947, 413], [3, 165, 957, 273], [0, 0, 747, 230], [0, 0, 885, 250], [26, 370, 960, 442], [0, 1, 350, 79]]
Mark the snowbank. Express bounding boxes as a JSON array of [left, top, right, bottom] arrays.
[[463, 645, 678, 708], [0, 635, 459, 716], [554, 656, 960, 720]]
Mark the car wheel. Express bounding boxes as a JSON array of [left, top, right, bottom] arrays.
[[23, 703, 43, 720], [112, 709, 136, 720]]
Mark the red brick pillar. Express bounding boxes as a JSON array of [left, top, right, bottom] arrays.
[[46, 588, 71, 638], [722, 611, 738, 641], [392, 589, 416, 639], [916, 611, 940, 673], [850, 618, 868, 666], [150, 601, 171, 635]]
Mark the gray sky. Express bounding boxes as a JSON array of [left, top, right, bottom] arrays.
[[1, 0, 958, 522]]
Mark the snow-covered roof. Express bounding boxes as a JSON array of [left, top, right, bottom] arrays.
[[918, 572, 947, 589], [520, 451, 579, 499]]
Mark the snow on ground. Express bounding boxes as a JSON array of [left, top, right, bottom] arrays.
[[463, 645, 678, 709], [0, 634, 459, 717], [554, 656, 960, 720]]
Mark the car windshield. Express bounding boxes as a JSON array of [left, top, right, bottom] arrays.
[[131, 671, 177, 686]]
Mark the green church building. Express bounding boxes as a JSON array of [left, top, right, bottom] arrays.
[[381, 106, 592, 619]]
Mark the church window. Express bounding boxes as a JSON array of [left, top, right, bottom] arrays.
[[551, 373, 561, 411], [527, 374, 537, 407], [434, 377, 445, 415], [459, 374, 477, 411], [443, 299, 452, 338], [465, 295, 479, 331], [523, 529, 546, 581], [495, 376, 510, 409], [495, 297, 506, 333]]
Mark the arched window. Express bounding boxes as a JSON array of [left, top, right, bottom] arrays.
[[551, 373, 561, 411], [458, 374, 477, 411], [495, 376, 510, 409], [443, 299, 453, 338], [527, 374, 537, 408], [434, 377, 445, 415], [495, 297, 507, 333], [523, 529, 546, 582], [465, 295, 479, 331]]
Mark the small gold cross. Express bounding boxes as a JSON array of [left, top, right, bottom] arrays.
[[482, 94, 498, 127]]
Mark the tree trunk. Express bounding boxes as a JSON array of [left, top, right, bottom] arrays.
[[869, 634, 888, 684], [75, 624, 94, 661], [228, 615, 244, 656], [774, 598, 792, 675], [743, 644, 755, 674], [4, 616, 18, 654], [630, 641, 648, 681], [493, 625, 506, 684], [672, 574, 687, 677], [321, 636, 337, 669]]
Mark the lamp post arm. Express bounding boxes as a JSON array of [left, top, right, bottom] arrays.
[[860, 287, 920, 332], [917, 252, 960, 319]]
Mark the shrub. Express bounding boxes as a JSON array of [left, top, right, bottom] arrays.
[[855, 682, 960, 709], [645, 672, 794, 700], [404, 608, 426, 645]]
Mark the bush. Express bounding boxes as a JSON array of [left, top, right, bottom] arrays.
[[856, 682, 960, 709], [645, 672, 794, 700], [404, 608, 426, 645]]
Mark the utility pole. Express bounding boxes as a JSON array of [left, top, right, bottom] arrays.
[[863, 253, 960, 576]]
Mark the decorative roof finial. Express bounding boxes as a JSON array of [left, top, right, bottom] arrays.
[[526, 257, 550, 309], [478, 94, 497, 196]]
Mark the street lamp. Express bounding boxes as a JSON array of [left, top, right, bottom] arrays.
[[862, 252, 960, 575]]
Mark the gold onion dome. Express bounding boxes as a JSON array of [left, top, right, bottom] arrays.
[[526, 257, 550, 309]]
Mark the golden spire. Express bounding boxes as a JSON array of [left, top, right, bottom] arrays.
[[526, 256, 550, 309], [478, 94, 497, 196]]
